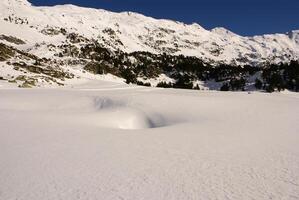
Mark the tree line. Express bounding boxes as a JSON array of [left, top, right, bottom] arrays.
[[80, 42, 299, 92]]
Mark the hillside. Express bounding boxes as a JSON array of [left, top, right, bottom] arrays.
[[0, 0, 299, 90]]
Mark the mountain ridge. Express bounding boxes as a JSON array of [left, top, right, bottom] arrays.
[[0, 0, 298, 66], [0, 0, 299, 91]]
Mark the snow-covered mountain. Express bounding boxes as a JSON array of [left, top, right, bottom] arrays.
[[1, 0, 299, 65], [0, 0, 299, 89]]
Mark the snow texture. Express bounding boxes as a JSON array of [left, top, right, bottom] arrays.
[[0, 79, 299, 200]]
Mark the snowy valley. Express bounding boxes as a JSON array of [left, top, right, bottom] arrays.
[[1, 1, 299, 199]]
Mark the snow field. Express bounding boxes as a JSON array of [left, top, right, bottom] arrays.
[[0, 81, 299, 199]]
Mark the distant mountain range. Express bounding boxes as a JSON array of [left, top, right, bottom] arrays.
[[0, 0, 298, 91]]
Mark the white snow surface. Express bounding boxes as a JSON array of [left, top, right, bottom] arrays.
[[0, 0, 299, 66], [0, 79, 299, 199]]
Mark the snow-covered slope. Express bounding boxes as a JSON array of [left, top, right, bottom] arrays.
[[1, 82, 299, 199], [0, 0, 298, 66]]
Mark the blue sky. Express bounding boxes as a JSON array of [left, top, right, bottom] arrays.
[[29, 0, 299, 36]]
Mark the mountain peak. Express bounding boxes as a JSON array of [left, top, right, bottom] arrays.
[[211, 27, 238, 37]]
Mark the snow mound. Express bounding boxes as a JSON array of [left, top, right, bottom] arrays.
[[97, 107, 157, 130], [93, 97, 168, 130], [94, 97, 126, 110]]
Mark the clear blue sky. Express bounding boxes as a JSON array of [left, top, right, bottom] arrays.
[[29, 0, 299, 36]]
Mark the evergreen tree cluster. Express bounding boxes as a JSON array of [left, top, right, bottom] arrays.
[[257, 61, 299, 92], [79, 42, 299, 92]]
